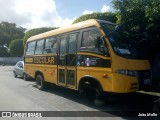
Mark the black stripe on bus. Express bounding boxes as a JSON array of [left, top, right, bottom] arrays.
[[76, 55, 111, 68]]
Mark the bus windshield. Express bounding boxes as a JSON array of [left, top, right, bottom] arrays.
[[100, 22, 147, 59]]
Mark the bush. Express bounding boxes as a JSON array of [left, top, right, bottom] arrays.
[[73, 12, 117, 24], [9, 39, 24, 57]]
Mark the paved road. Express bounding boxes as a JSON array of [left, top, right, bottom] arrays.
[[0, 66, 159, 120]]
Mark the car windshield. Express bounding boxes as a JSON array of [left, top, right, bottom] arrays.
[[99, 21, 147, 59]]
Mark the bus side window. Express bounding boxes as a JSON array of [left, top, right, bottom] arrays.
[[35, 39, 44, 54], [44, 37, 57, 54], [59, 35, 68, 65], [81, 29, 108, 55], [26, 41, 36, 55], [81, 30, 98, 48], [68, 33, 78, 54]]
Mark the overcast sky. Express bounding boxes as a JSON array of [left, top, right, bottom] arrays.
[[0, 0, 113, 29]]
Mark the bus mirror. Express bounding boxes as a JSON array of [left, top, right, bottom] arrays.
[[99, 26, 103, 30], [100, 36, 109, 56], [95, 37, 100, 48], [95, 36, 107, 55]]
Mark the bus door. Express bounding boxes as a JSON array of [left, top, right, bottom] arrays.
[[58, 33, 78, 88]]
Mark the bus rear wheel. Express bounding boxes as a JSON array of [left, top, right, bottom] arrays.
[[36, 74, 45, 90], [23, 73, 29, 81]]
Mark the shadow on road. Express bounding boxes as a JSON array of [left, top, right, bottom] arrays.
[[26, 81, 159, 120]]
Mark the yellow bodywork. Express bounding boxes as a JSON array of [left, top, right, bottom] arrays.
[[25, 64, 57, 84], [24, 19, 151, 94]]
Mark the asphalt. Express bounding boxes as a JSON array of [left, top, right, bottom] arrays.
[[0, 66, 159, 120]]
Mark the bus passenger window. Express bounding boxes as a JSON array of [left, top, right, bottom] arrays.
[[44, 37, 57, 54], [68, 34, 77, 54], [35, 39, 44, 54], [26, 41, 36, 55], [81, 29, 104, 53], [59, 35, 67, 65]]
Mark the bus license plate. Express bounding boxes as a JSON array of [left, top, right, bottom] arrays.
[[144, 79, 150, 85]]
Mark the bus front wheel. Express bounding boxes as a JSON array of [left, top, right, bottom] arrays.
[[36, 74, 45, 90], [79, 79, 103, 99]]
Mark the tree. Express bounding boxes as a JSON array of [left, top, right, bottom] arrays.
[[9, 39, 24, 57], [73, 12, 117, 24], [112, 0, 160, 90], [0, 46, 9, 57], [23, 27, 58, 46], [0, 21, 25, 47], [112, 0, 160, 59]]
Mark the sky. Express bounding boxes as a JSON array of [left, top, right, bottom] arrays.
[[0, 0, 113, 29]]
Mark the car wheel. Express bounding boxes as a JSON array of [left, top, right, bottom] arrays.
[[13, 71, 17, 78], [36, 74, 46, 90]]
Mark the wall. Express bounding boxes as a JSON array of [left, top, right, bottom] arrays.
[[0, 57, 23, 65]]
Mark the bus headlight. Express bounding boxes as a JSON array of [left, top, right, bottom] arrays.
[[116, 70, 137, 77]]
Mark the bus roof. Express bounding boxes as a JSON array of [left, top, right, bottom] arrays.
[[27, 19, 114, 42]]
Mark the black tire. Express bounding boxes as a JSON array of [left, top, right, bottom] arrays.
[[79, 81, 103, 100], [93, 87, 106, 106], [13, 71, 17, 78], [36, 74, 45, 90], [23, 73, 28, 81], [93, 86, 103, 99]]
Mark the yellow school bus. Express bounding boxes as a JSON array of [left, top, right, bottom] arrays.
[[24, 19, 151, 98]]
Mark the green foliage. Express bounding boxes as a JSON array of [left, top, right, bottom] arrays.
[[73, 12, 117, 24], [113, 0, 145, 33], [23, 27, 57, 46], [9, 39, 24, 57], [112, 0, 160, 59], [0, 21, 26, 47], [0, 46, 10, 57]]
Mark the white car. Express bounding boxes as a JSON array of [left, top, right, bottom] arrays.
[[13, 61, 24, 78]]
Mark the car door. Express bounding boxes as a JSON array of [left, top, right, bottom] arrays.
[[15, 62, 21, 75], [18, 62, 24, 76]]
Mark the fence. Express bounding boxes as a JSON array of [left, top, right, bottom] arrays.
[[0, 57, 23, 65]]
